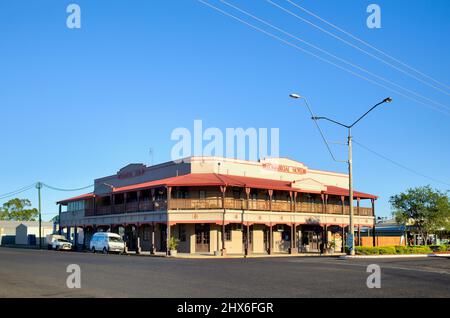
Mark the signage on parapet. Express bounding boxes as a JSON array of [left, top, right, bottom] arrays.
[[261, 163, 307, 175]]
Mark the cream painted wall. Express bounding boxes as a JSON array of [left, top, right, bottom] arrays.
[[190, 157, 349, 189], [272, 231, 290, 253], [224, 229, 243, 254], [252, 225, 266, 253]]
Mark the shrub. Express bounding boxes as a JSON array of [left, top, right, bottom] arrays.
[[355, 246, 379, 255], [409, 246, 432, 254], [395, 246, 408, 254], [429, 245, 447, 252], [378, 246, 396, 255], [355, 245, 435, 255]]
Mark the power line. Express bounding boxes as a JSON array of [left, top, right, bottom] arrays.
[[284, 0, 450, 91], [0, 184, 36, 200], [0, 182, 94, 202], [267, 0, 450, 97], [42, 183, 94, 192], [198, 0, 450, 116], [353, 139, 450, 187], [219, 0, 450, 114]]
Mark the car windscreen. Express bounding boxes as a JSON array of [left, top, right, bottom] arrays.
[[58, 239, 69, 242], [109, 236, 123, 243]]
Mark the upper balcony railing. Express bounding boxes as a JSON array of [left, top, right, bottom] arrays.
[[169, 198, 373, 216], [80, 198, 373, 217]]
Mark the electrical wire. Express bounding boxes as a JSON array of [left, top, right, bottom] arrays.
[[220, 0, 450, 113], [42, 183, 94, 192], [198, 0, 450, 116], [0, 184, 36, 200], [268, 0, 450, 97], [284, 0, 450, 91], [353, 139, 450, 187]]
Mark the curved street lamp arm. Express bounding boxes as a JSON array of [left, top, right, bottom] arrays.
[[349, 98, 390, 128], [313, 116, 349, 128], [302, 98, 348, 164]]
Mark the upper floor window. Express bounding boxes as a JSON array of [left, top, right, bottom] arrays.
[[68, 200, 85, 212]]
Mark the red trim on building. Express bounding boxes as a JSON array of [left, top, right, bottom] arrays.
[[324, 186, 377, 199], [57, 193, 94, 205]]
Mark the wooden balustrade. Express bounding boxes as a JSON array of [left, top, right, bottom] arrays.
[[359, 207, 373, 216], [86, 198, 372, 216], [170, 198, 222, 210]]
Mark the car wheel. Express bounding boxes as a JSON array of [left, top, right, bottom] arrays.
[[103, 247, 108, 254], [56, 246, 60, 251], [91, 247, 96, 253]]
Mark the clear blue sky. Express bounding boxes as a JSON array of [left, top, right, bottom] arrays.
[[1, 0, 449, 221]]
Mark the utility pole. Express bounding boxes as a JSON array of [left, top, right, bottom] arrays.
[[36, 182, 43, 249], [290, 93, 392, 256], [348, 128, 354, 255]]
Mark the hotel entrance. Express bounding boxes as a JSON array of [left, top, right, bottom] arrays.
[[195, 224, 210, 253], [300, 225, 323, 253], [124, 225, 137, 251]]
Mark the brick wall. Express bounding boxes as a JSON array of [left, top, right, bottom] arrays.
[[360, 236, 405, 247]]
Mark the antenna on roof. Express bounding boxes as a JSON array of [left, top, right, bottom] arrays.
[[149, 147, 154, 166]]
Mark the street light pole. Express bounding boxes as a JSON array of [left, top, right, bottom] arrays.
[[348, 128, 354, 255], [36, 182, 42, 250], [290, 94, 392, 256]]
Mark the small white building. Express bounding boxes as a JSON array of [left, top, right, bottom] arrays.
[[1, 221, 54, 246]]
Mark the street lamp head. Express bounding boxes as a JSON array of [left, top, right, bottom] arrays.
[[289, 93, 302, 99], [311, 116, 322, 120], [384, 97, 393, 103]]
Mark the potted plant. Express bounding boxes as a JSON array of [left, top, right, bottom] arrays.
[[326, 241, 336, 254], [168, 237, 179, 256]]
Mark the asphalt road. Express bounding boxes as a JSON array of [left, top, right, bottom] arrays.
[[0, 248, 449, 298]]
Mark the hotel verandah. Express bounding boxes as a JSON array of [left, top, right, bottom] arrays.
[[58, 156, 377, 255]]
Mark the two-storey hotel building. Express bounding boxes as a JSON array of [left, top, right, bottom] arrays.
[[58, 157, 377, 255]]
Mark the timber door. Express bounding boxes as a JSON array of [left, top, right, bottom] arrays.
[[125, 225, 137, 251], [305, 231, 321, 252], [195, 224, 210, 253]]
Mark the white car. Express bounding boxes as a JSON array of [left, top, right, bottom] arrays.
[[89, 232, 125, 254], [51, 237, 73, 251]]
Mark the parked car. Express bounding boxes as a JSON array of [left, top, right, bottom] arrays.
[[51, 237, 73, 251], [89, 232, 125, 254], [46, 234, 71, 250]]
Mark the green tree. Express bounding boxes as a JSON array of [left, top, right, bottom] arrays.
[[0, 198, 38, 221], [390, 186, 450, 244], [51, 214, 59, 223]]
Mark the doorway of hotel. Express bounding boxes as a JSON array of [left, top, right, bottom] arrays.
[[195, 224, 210, 253]]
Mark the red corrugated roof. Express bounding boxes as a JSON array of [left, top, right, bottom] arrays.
[[57, 174, 377, 203], [325, 186, 377, 199], [57, 193, 94, 205], [112, 173, 377, 199]]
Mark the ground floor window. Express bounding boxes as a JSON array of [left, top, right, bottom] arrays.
[[225, 225, 232, 241], [178, 224, 187, 242], [143, 226, 150, 241]]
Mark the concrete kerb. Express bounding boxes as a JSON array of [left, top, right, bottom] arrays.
[[126, 252, 346, 259], [340, 253, 450, 259]]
